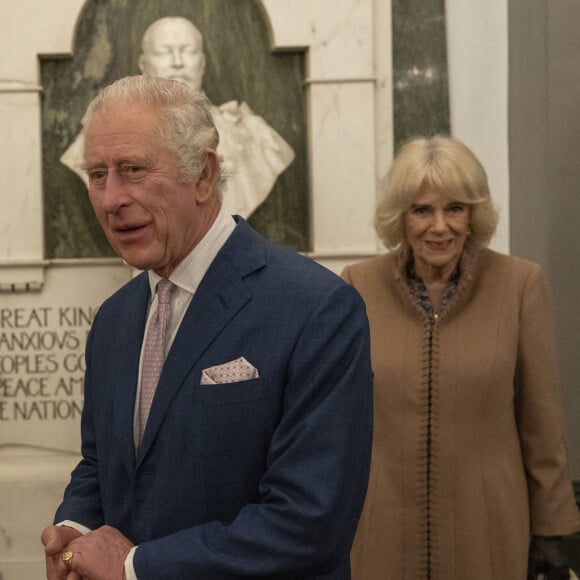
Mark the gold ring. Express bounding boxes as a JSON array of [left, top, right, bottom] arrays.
[[61, 550, 74, 572]]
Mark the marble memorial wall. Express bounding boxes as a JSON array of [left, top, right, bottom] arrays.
[[0, 261, 131, 579], [0, 262, 130, 452], [0, 1, 391, 577], [43, 0, 310, 256], [0, 0, 519, 577]]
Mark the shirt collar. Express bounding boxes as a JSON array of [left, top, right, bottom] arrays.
[[148, 207, 236, 296]]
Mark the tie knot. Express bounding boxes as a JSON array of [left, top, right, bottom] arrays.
[[157, 279, 174, 305]]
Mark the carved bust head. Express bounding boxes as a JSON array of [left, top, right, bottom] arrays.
[[139, 17, 206, 91]]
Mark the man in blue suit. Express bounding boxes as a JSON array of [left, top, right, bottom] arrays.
[[41, 75, 373, 579]]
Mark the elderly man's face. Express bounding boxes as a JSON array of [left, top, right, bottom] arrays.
[[139, 18, 206, 91], [83, 102, 218, 277]]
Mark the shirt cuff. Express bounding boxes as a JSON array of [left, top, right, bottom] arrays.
[[56, 520, 92, 535], [125, 546, 138, 580]]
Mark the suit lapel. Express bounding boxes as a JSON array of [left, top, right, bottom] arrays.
[[136, 219, 266, 465], [111, 274, 151, 477]]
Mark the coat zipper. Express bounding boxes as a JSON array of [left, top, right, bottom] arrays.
[[425, 312, 438, 580]]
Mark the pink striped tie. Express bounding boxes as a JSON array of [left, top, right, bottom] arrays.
[[138, 279, 174, 446]]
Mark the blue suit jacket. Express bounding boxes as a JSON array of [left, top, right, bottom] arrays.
[[55, 219, 373, 579]]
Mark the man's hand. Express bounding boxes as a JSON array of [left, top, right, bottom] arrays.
[[62, 525, 134, 580], [41, 525, 83, 579]]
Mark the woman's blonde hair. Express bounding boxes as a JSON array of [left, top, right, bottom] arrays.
[[375, 135, 499, 252]]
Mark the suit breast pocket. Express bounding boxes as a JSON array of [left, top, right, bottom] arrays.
[[194, 378, 267, 407]]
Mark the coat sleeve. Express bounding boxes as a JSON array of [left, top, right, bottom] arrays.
[[53, 321, 106, 530], [514, 262, 580, 535], [134, 281, 374, 578]]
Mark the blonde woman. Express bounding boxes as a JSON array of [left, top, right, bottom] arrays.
[[343, 135, 579, 579]]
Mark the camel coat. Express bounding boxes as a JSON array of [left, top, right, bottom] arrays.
[[342, 249, 579, 580]]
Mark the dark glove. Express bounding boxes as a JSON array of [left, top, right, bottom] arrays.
[[527, 535, 570, 580]]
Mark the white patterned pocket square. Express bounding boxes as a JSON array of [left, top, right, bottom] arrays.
[[200, 356, 260, 385]]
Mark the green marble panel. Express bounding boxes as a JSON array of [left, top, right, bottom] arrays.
[[41, 0, 308, 258], [392, 0, 450, 150]]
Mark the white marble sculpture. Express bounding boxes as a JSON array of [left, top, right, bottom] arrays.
[[60, 16, 295, 219]]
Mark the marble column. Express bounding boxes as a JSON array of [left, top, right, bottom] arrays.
[[391, 0, 450, 150]]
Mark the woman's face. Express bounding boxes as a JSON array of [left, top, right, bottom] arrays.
[[404, 184, 471, 279]]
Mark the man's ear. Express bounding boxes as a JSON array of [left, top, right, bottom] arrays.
[[195, 150, 218, 204]]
